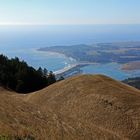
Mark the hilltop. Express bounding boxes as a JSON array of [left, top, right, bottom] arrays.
[[0, 75, 140, 139]]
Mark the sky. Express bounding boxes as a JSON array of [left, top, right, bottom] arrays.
[[0, 0, 140, 25]]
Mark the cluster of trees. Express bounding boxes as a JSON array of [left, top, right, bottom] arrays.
[[0, 54, 56, 93]]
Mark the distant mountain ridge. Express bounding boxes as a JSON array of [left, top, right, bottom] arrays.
[[123, 77, 140, 89], [38, 42, 140, 63], [0, 74, 140, 139]]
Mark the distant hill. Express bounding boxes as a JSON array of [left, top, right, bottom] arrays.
[[123, 77, 140, 89], [0, 74, 140, 139], [38, 42, 140, 64]]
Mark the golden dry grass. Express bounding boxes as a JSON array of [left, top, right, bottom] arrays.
[[0, 74, 140, 140]]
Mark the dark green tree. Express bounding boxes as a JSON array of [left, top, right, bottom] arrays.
[[0, 54, 56, 93], [47, 71, 56, 85]]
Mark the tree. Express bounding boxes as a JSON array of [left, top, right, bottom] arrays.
[[16, 80, 25, 93], [37, 67, 43, 76], [43, 68, 48, 77], [47, 71, 56, 85], [0, 54, 56, 93]]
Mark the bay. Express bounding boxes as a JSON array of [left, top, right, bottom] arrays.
[[0, 24, 140, 80]]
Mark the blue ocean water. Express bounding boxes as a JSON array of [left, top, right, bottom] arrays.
[[0, 24, 140, 79]]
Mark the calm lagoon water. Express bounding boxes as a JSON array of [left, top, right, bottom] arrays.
[[0, 25, 140, 80], [82, 63, 140, 80]]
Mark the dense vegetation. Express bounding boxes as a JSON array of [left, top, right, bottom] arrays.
[[123, 77, 140, 89], [0, 54, 56, 93]]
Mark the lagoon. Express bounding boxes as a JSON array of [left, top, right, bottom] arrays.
[[82, 63, 140, 80]]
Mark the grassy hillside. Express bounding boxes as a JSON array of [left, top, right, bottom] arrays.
[[0, 87, 77, 140], [0, 75, 140, 139]]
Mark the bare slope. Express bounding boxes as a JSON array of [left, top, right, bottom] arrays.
[[0, 88, 77, 140], [26, 75, 140, 140], [0, 75, 140, 140]]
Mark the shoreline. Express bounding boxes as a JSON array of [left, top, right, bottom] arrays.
[[37, 49, 79, 72], [37, 49, 140, 79], [54, 62, 98, 76], [37, 49, 98, 75], [36, 49, 70, 58], [37, 49, 77, 63], [54, 64, 78, 75]]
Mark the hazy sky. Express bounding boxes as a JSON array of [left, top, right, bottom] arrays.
[[0, 0, 140, 25]]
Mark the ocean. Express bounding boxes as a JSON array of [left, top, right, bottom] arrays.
[[0, 24, 140, 80]]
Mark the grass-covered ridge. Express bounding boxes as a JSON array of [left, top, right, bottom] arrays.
[[0, 75, 140, 139], [0, 54, 56, 93]]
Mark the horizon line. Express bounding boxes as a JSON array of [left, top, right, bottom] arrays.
[[0, 22, 140, 26]]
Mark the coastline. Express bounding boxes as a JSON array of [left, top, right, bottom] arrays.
[[37, 49, 140, 79], [37, 49, 79, 74], [37, 49, 77, 62], [35, 49, 69, 58], [54, 64, 78, 75], [37, 49, 97, 77]]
